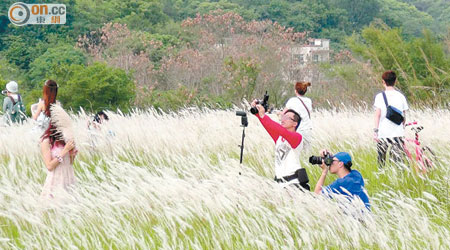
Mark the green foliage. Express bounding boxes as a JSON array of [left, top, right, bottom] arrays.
[[170, 0, 257, 21], [1, 33, 72, 72], [378, 0, 434, 37], [197, 1, 249, 18], [115, 1, 169, 32], [22, 88, 42, 116], [72, 0, 169, 33], [347, 24, 450, 105], [398, 0, 450, 32], [27, 43, 87, 89], [0, 57, 23, 87], [328, 0, 381, 29], [1, 35, 33, 70], [256, 0, 289, 21], [0, 0, 449, 111], [50, 62, 135, 112]]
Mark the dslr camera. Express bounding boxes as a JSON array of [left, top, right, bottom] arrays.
[[1, 90, 7, 96], [309, 152, 334, 166], [250, 91, 269, 115]]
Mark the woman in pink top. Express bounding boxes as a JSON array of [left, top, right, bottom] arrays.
[[40, 123, 77, 199]]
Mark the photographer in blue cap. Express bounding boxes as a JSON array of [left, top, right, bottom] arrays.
[[313, 150, 370, 210]]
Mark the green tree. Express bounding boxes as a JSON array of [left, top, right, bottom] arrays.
[[27, 43, 86, 89], [328, 0, 381, 30], [256, 0, 289, 22], [193, 1, 257, 20], [0, 57, 23, 86], [398, 0, 450, 32], [51, 62, 135, 112], [285, 0, 350, 45], [115, 1, 169, 32], [72, 0, 169, 33], [347, 23, 450, 105], [1, 35, 33, 70], [378, 0, 434, 37]]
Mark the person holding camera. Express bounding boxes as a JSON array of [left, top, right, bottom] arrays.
[[373, 71, 409, 167], [282, 81, 313, 150], [313, 150, 370, 209], [251, 99, 310, 190]]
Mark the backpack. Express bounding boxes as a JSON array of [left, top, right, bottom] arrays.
[[7, 95, 27, 123]]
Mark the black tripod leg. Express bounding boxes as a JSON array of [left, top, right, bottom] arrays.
[[240, 127, 245, 164]]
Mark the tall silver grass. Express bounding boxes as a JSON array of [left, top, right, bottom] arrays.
[[0, 108, 449, 249]]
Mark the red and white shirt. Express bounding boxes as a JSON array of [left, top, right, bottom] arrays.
[[257, 114, 303, 184]]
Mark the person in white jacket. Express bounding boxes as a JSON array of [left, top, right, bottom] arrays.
[[282, 81, 313, 151]]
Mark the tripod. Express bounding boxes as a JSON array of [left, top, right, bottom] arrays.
[[236, 111, 248, 165], [239, 126, 246, 164]]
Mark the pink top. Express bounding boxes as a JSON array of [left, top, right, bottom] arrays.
[[40, 144, 76, 199]]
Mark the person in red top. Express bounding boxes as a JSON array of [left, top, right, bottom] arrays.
[[251, 99, 310, 190]]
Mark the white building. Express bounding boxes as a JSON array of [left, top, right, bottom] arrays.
[[287, 38, 330, 83], [291, 38, 330, 66]]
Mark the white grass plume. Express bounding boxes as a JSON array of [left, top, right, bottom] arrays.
[[50, 104, 74, 142], [0, 107, 448, 249]]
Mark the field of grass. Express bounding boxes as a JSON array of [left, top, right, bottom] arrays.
[[0, 107, 449, 249]]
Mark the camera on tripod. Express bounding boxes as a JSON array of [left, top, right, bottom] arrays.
[[250, 91, 269, 114], [235, 111, 248, 165], [236, 111, 248, 127]]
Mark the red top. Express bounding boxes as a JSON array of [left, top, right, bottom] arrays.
[[256, 114, 302, 149]]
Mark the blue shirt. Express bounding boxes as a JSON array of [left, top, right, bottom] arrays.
[[323, 170, 370, 209]]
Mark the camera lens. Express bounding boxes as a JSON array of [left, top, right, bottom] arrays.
[[309, 156, 322, 165], [250, 107, 258, 114]]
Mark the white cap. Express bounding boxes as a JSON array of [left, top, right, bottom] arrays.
[[6, 81, 18, 93]]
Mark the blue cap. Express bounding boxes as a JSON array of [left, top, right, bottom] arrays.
[[333, 152, 352, 164]]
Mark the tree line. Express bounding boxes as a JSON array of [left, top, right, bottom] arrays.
[[0, 0, 448, 113]]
